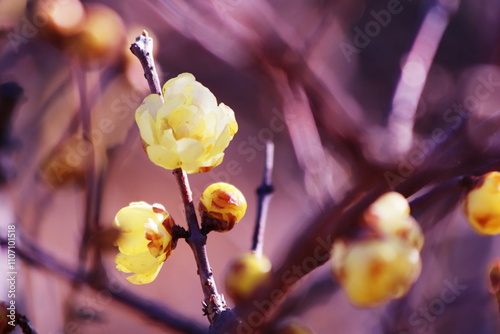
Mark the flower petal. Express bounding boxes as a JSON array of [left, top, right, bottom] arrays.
[[115, 251, 160, 275], [147, 145, 180, 169], [126, 261, 165, 285]]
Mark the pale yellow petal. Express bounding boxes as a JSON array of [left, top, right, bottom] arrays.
[[162, 72, 195, 98], [126, 262, 164, 285], [136, 111, 157, 146], [177, 138, 204, 163], [135, 94, 162, 122], [115, 251, 159, 275], [159, 129, 176, 150], [147, 145, 180, 169]]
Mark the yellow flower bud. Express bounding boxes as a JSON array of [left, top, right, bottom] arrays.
[[114, 202, 175, 284], [331, 238, 422, 307], [364, 191, 410, 234], [199, 182, 247, 232], [463, 171, 500, 235], [135, 73, 238, 173], [363, 192, 424, 250], [225, 252, 271, 302]]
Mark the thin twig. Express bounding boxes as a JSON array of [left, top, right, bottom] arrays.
[[173, 168, 227, 323], [251, 141, 274, 257], [385, 0, 460, 159], [0, 237, 207, 334], [130, 31, 164, 100]]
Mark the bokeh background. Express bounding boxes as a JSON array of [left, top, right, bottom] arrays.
[[1, 0, 500, 333]]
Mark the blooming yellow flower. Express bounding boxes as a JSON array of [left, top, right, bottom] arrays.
[[331, 237, 422, 307], [114, 202, 175, 284], [199, 182, 247, 232], [135, 73, 238, 173], [463, 171, 500, 235]]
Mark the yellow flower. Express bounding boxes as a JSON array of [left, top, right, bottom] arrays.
[[199, 182, 247, 232], [114, 202, 175, 284], [463, 171, 500, 235], [224, 252, 272, 302], [135, 73, 238, 173], [331, 238, 422, 307]]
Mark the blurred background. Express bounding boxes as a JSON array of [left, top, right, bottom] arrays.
[[0, 0, 500, 333]]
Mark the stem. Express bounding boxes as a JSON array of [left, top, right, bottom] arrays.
[[130, 30, 164, 101], [251, 141, 275, 257], [173, 168, 226, 323], [385, 0, 459, 158]]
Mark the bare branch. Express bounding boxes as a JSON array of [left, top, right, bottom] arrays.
[[173, 168, 227, 324], [130, 30, 164, 100], [251, 141, 274, 257]]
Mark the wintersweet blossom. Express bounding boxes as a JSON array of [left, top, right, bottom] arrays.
[[114, 202, 175, 284], [199, 182, 247, 232], [463, 171, 500, 235], [331, 238, 422, 307], [135, 73, 238, 173]]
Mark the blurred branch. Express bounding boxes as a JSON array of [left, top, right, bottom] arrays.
[[384, 0, 460, 160], [0, 236, 207, 334], [265, 268, 339, 332], [251, 141, 274, 257]]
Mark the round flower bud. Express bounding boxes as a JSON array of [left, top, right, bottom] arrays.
[[36, 0, 86, 43], [69, 4, 126, 65], [331, 238, 422, 307], [463, 171, 500, 235], [199, 182, 247, 232], [114, 202, 175, 284], [363, 191, 410, 234], [135, 73, 238, 173], [363, 192, 424, 250], [225, 252, 271, 302]]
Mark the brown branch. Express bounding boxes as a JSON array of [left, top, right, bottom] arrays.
[[251, 141, 274, 257], [173, 168, 227, 324], [130, 31, 164, 100]]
